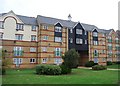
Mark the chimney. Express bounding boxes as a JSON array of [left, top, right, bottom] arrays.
[[68, 14, 72, 21]]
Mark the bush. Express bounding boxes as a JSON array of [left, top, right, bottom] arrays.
[[85, 61, 97, 67], [116, 61, 120, 64], [36, 64, 61, 75], [92, 65, 107, 70], [59, 64, 71, 74], [0, 68, 6, 75], [62, 49, 79, 69], [107, 61, 113, 65]]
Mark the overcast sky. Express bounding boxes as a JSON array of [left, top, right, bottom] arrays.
[[0, 0, 119, 30]]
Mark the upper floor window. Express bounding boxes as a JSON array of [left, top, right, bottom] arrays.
[[30, 47, 36, 52], [108, 36, 112, 43], [13, 47, 23, 56], [93, 41, 98, 45], [0, 33, 3, 39], [43, 36, 48, 40], [76, 38, 83, 44], [85, 40, 87, 44], [70, 38, 73, 43], [16, 24, 24, 31], [42, 47, 47, 52], [103, 33, 105, 37], [108, 44, 112, 50], [76, 29, 82, 35], [31, 35, 36, 41], [115, 38, 119, 43], [70, 29, 73, 33], [32, 25, 36, 31], [43, 25, 48, 30], [84, 31, 87, 35], [0, 21, 4, 29], [55, 26, 62, 32], [15, 34, 23, 40], [94, 50, 98, 57], [93, 32, 98, 37], [55, 37, 62, 42], [55, 48, 61, 56]]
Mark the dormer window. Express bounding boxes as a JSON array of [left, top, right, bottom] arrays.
[[16, 24, 24, 31], [55, 26, 62, 32], [93, 32, 98, 37], [76, 29, 82, 34]]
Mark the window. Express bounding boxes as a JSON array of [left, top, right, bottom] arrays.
[[102, 58, 106, 62], [94, 50, 98, 57], [55, 26, 62, 32], [85, 31, 87, 35], [76, 38, 83, 44], [43, 25, 48, 30], [103, 33, 105, 37], [70, 38, 73, 43], [43, 36, 48, 40], [42, 47, 47, 52], [32, 25, 36, 31], [42, 58, 48, 63], [55, 37, 62, 42], [102, 50, 106, 54], [115, 38, 119, 43], [15, 34, 23, 40], [31, 35, 36, 41], [70, 29, 73, 33], [108, 44, 112, 50], [54, 58, 62, 65], [16, 24, 24, 30], [108, 36, 112, 42], [0, 33, 3, 39], [55, 48, 61, 56], [94, 57, 98, 63], [13, 47, 23, 56], [102, 42, 105, 45], [85, 40, 87, 44], [30, 47, 36, 52], [76, 29, 82, 34], [93, 32, 98, 37], [30, 58, 36, 63], [108, 51, 112, 57], [115, 44, 119, 51], [0, 21, 4, 29], [93, 41, 98, 45], [13, 58, 22, 64]]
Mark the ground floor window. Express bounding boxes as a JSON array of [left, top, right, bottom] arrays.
[[94, 57, 98, 63], [30, 58, 36, 63], [13, 58, 22, 67], [107, 57, 112, 61], [42, 58, 48, 63], [54, 58, 62, 65]]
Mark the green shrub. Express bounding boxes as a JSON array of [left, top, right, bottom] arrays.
[[92, 65, 107, 70], [116, 61, 120, 64], [59, 64, 71, 74], [85, 61, 96, 67], [0, 68, 6, 75], [107, 61, 113, 65], [36, 64, 61, 75]]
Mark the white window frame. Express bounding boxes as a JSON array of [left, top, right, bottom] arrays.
[[16, 24, 24, 30], [94, 57, 98, 63], [42, 58, 48, 63], [14, 47, 23, 56], [43, 25, 48, 30], [93, 32, 98, 37], [54, 58, 62, 65], [76, 29, 82, 34], [76, 38, 83, 44], [43, 36, 48, 40], [32, 25, 36, 31], [31, 35, 36, 41], [0, 33, 3, 39], [70, 29, 73, 33], [42, 47, 47, 52], [70, 38, 73, 43], [30, 47, 36, 52], [84, 31, 87, 35], [93, 41, 98, 45], [13, 58, 22, 64], [30, 58, 36, 63], [55, 26, 62, 32], [55, 48, 61, 56], [15, 34, 23, 40], [55, 37, 62, 42]]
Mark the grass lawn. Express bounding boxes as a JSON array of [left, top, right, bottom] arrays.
[[2, 68, 119, 84], [107, 64, 120, 69]]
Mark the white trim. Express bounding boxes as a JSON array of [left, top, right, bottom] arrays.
[[92, 28, 98, 32], [54, 22, 63, 27], [73, 22, 85, 30]]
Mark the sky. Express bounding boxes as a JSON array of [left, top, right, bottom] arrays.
[[0, 0, 119, 30]]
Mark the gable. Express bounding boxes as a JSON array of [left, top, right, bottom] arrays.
[[74, 22, 84, 30], [54, 22, 63, 28]]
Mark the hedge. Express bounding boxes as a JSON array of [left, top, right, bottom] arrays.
[[85, 61, 98, 67], [36, 64, 61, 75], [59, 64, 71, 74], [92, 65, 107, 70]]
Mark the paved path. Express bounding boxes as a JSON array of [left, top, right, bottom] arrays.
[[78, 66, 120, 70]]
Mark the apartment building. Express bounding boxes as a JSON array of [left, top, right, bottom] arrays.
[[0, 11, 119, 68]]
